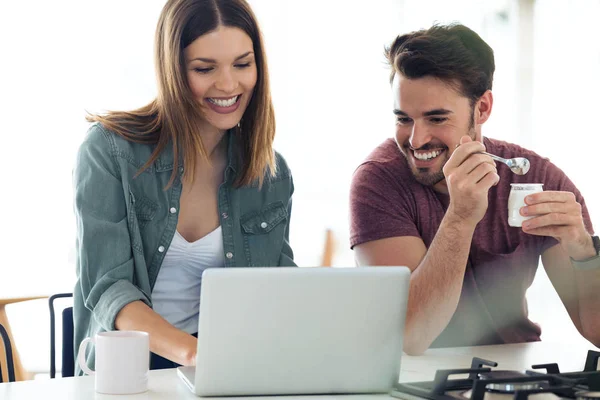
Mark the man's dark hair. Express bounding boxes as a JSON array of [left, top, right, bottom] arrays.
[[385, 23, 495, 106]]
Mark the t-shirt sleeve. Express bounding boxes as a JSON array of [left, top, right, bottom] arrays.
[[349, 162, 420, 249], [540, 159, 595, 253]]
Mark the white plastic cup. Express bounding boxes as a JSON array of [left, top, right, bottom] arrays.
[[77, 330, 149, 394], [508, 183, 544, 227]]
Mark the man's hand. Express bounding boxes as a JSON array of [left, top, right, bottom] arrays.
[[522, 191, 595, 261], [443, 136, 500, 227]]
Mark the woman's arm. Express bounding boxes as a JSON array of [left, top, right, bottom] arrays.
[[75, 125, 196, 365], [279, 173, 296, 266], [115, 301, 197, 365]]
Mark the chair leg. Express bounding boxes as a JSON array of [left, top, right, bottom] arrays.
[[320, 229, 336, 267], [0, 322, 16, 382], [0, 305, 29, 381]]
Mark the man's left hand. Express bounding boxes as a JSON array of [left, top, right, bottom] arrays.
[[521, 191, 595, 261]]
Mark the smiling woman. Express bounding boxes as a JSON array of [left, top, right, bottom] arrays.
[[73, 0, 295, 376], [185, 29, 257, 122], [87, 0, 276, 189]]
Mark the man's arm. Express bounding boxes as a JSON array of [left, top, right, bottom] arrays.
[[541, 243, 600, 347], [355, 213, 476, 355], [354, 136, 499, 355], [525, 190, 600, 347]]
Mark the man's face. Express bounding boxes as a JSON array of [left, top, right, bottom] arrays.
[[392, 74, 478, 187]]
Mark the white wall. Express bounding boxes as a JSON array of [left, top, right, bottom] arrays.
[[0, 0, 170, 375], [251, 0, 526, 267]]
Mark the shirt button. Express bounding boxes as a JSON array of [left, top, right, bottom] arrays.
[[226, 252, 233, 259], [260, 222, 268, 229], [158, 246, 165, 253], [170, 207, 177, 214], [222, 212, 228, 219]]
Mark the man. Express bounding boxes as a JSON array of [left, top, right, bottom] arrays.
[[349, 23, 600, 355]]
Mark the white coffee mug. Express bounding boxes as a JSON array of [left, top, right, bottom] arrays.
[[508, 183, 544, 227], [77, 330, 150, 395]]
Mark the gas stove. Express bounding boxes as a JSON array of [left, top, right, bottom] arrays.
[[391, 350, 600, 400]]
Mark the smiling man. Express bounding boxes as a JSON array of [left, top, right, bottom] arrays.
[[349, 23, 600, 355]]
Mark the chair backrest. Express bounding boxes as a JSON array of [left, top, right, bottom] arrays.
[[61, 307, 74, 377], [0, 323, 16, 383], [49, 293, 74, 378]]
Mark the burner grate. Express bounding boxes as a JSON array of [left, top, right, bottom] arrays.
[[391, 351, 600, 400], [470, 374, 576, 400]]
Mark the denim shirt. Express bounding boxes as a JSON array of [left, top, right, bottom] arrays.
[[73, 123, 295, 374]]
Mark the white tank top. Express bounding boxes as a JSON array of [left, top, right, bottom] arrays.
[[151, 226, 225, 333]]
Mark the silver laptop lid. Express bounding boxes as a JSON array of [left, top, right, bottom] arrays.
[[193, 266, 410, 396]]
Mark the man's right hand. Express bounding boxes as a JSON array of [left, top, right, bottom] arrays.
[[442, 135, 499, 227]]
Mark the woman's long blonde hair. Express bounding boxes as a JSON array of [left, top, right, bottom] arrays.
[[87, 0, 276, 188]]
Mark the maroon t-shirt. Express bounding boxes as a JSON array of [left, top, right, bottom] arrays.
[[349, 137, 594, 347]]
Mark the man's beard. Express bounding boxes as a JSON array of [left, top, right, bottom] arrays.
[[404, 107, 476, 187], [411, 164, 447, 186]]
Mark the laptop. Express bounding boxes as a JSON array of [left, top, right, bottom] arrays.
[[177, 266, 410, 397]]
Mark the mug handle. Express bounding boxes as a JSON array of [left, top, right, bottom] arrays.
[[77, 337, 96, 376]]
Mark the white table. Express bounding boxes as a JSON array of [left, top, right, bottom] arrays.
[[1, 340, 597, 399]]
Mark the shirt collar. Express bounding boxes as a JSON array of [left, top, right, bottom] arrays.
[[154, 129, 238, 178]]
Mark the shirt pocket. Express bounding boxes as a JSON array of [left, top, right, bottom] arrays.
[[240, 201, 288, 266], [128, 190, 158, 253]]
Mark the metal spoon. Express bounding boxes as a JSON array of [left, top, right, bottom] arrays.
[[482, 152, 530, 175]]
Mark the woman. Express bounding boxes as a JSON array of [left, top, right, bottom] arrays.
[[73, 0, 295, 374]]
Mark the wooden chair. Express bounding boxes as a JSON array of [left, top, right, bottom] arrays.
[[0, 296, 46, 381], [0, 323, 15, 383], [320, 228, 336, 267]]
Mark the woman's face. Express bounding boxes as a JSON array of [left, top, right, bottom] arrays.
[[184, 26, 257, 131]]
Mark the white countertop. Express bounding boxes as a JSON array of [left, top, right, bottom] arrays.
[[1, 340, 597, 399]]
